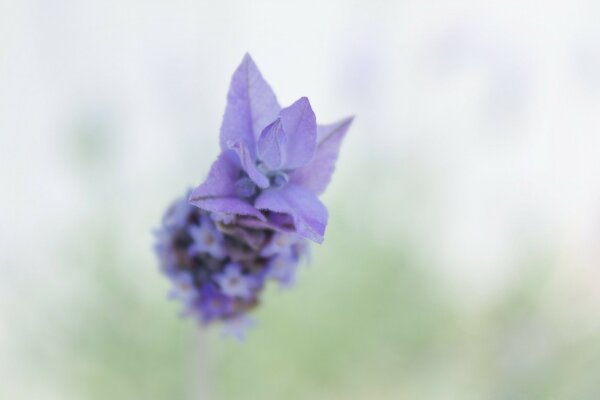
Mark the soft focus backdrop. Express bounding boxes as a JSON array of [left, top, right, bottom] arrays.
[[2, 0, 600, 399]]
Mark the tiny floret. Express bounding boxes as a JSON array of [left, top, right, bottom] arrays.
[[188, 219, 226, 259], [215, 263, 255, 300]]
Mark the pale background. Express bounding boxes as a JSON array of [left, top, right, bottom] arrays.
[[2, 0, 600, 399]]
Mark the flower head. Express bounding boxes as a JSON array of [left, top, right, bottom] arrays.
[[154, 55, 351, 334], [188, 217, 226, 259]]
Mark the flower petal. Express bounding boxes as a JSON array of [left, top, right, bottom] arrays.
[[254, 184, 327, 243], [290, 116, 353, 195], [189, 152, 265, 220], [257, 118, 287, 170], [277, 97, 317, 169], [189, 151, 238, 199], [227, 139, 269, 188], [220, 54, 281, 157], [191, 198, 265, 221]]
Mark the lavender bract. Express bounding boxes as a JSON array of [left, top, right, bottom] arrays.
[[189, 54, 353, 244], [154, 54, 351, 333]]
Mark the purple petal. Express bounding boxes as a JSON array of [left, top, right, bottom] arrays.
[[257, 118, 287, 170], [220, 54, 281, 157], [192, 198, 266, 221], [189, 152, 239, 199], [189, 152, 265, 220], [277, 97, 317, 169], [254, 184, 328, 243], [235, 214, 296, 234], [227, 139, 269, 188], [290, 116, 353, 195]]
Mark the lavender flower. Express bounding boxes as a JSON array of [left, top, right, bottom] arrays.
[[189, 54, 353, 243], [154, 55, 351, 334]]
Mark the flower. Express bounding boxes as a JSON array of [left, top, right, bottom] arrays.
[[188, 217, 226, 259], [168, 270, 197, 304], [154, 55, 351, 335], [189, 54, 353, 244], [266, 253, 299, 288], [214, 263, 256, 300]]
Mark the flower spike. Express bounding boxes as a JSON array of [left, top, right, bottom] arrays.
[[154, 55, 352, 335]]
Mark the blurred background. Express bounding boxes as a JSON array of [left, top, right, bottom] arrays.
[[2, 0, 600, 398]]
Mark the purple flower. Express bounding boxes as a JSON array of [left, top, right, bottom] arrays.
[[189, 54, 353, 243], [214, 263, 256, 300], [188, 217, 226, 259], [168, 270, 197, 303], [153, 55, 351, 336], [260, 231, 297, 257]]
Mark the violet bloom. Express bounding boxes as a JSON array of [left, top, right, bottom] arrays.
[[154, 55, 351, 335], [214, 263, 256, 300], [189, 54, 353, 243]]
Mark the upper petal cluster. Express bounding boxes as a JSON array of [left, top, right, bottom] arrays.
[[190, 54, 352, 244]]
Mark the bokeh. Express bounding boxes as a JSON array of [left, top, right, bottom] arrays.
[[2, 0, 600, 399]]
